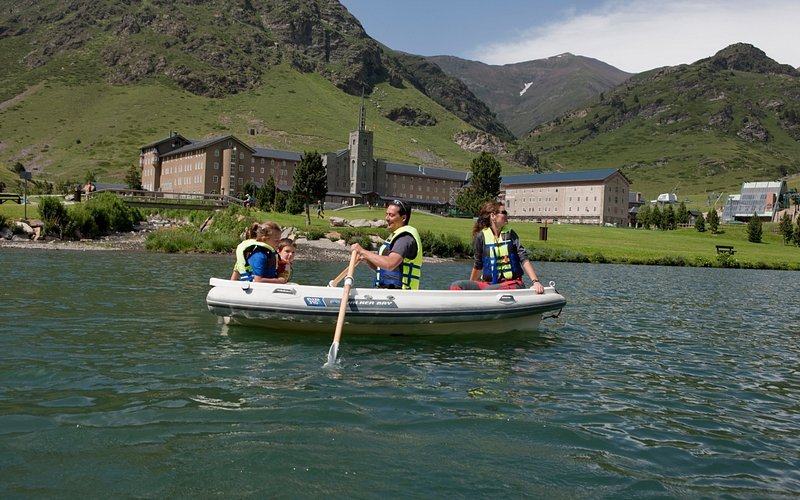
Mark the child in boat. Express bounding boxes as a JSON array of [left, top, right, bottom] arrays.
[[229, 222, 260, 280], [231, 222, 284, 283], [277, 238, 297, 283]]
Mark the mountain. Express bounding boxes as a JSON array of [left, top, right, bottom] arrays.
[[428, 53, 631, 137], [0, 0, 513, 186], [520, 43, 800, 197]]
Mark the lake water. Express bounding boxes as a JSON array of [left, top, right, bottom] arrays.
[[1, 248, 799, 497]]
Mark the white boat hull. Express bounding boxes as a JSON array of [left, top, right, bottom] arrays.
[[206, 278, 566, 335]]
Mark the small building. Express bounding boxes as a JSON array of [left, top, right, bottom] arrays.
[[501, 168, 631, 226], [721, 181, 788, 222]]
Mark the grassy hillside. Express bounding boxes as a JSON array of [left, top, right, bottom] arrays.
[[521, 45, 800, 201], [0, 63, 498, 189]]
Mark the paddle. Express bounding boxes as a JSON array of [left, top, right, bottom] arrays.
[[324, 249, 359, 367]]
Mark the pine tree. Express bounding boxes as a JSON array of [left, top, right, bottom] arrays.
[[747, 213, 762, 243], [676, 202, 689, 225], [469, 152, 502, 200], [695, 213, 706, 232], [707, 209, 720, 233], [664, 204, 676, 230], [778, 212, 793, 244], [258, 176, 276, 211], [650, 205, 662, 230], [291, 151, 327, 225], [124, 164, 142, 190], [794, 217, 800, 247], [636, 204, 651, 229]]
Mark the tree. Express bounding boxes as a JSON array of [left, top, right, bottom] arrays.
[[636, 204, 651, 229], [694, 213, 706, 232], [291, 151, 327, 225], [11, 162, 26, 176], [455, 187, 485, 217], [794, 216, 800, 247], [286, 186, 305, 215], [469, 152, 501, 200], [707, 209, 720, 233], [747, 213, 762, 243], [778, 212, 793, 244], [663, 204, 676, 230], [676, 202, 689, 225], [650, 205, 662, 230], [84, 170, 97, 183], [124, 164, 142, 190], [242, 180, 257, 201], [258, 176, 277, 211]]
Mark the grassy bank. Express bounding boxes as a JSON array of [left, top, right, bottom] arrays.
[[3, 202, 799, 270]]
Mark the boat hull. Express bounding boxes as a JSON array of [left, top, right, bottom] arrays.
[[207, 278, 566, 335]]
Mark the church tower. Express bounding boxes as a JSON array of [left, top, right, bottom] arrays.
[[348, 92, 374, 195]]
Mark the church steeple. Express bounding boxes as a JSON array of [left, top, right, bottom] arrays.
[[349, 90, 374, 195], [358, 88, 366, 132]]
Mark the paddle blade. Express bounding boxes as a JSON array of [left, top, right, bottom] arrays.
[[323, 341, 339, 368]]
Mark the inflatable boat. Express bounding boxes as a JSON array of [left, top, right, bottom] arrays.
[[206, 278, 566, 335]]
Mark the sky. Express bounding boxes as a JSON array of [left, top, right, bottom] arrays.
[[338, 0, 799, 74]]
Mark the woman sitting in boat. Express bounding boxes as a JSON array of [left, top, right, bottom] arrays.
[[351, 199, 422, 290], [230, 221, 285, 283], [450, 200, 544, 293]]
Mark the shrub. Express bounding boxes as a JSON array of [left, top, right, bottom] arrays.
[[304, 228, 326, 240], [716, 252, 739, 268], [38, 196, 71, 238], [0, 213, 8, 230], [419, 230, 471, 258]]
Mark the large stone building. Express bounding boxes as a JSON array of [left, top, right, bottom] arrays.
[[139, 110, 628, 224], [501, 168, 631, 226], [139, 102, 469, 210]]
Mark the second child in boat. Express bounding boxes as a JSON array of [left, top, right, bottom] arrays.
[[277, 238, 297, 283]]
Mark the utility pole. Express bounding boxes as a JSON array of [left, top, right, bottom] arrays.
[[20, 171, 32, 221]]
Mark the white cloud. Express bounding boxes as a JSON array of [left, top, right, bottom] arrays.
[[472, 0, 800, 73]]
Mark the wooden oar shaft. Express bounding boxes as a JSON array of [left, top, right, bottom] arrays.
[[332, 250, 359, 346]]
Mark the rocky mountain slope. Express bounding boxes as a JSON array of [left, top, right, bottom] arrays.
[[0, 0, 511, 139], [521, 43, 800, 196], [428, 53, 631, 137]]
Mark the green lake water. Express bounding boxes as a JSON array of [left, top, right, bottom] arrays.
[[1, 248, 798, 497]]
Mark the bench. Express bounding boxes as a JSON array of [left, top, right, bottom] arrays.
[[716, 245, 735, 255], [0, 193, 22, 204]]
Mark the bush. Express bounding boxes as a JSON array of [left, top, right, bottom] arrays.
[[144, 226, 241, 253], [716, 252, 739, 268], [0, 213, 8, 230], [304, 228, 327, 240], [38, 196, 71, 238], [419, 230, 471, 258]]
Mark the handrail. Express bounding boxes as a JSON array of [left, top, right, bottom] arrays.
[[87, 189, 244, 207]]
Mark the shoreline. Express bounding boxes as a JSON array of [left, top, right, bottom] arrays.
[[0, 232, 454, 263]]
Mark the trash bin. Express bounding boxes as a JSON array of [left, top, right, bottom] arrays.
[[74, 189, 82, 203], [539, 226, 548, 241]]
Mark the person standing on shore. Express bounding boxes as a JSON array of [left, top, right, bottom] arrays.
[[351, 199, 422, 290], [450, 200, 544, 293]]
